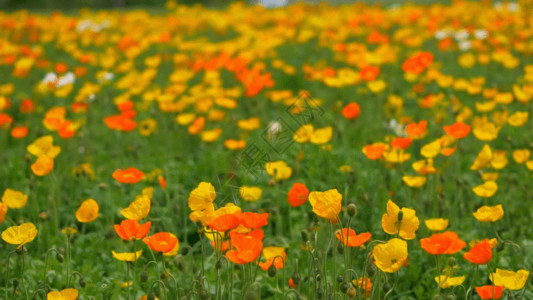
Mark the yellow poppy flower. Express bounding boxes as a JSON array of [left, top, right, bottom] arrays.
[[188, 182, 216, 212], [381, 200, 419, 240], [293, 124, 314, 143], [26, 135, 61, 158], [112, 250, 143, 262], [471, 144, 492, 170], [527, 161, 533, 171], [513, 149, 531, 164], [308, 189, 342, 221], [472, 121, 500, 141], [47, 288, 79, 300], [75, 199, 99, 223], [373, 238, 408, 273], [265, 161, 292, 181], [176, 113, 196, 125], [420, 140, 442, 159], [200, 128, 223, 143], [424, 218, 449, 231], [367, 79, 387, 93], [2, 189, 28, 209], [121, 195, 150, 220], [490, 150, 508, 170], [237, 118, 260, 131], [402, 176, 427, 188], [507, 111, 528, 127], [490, 269, 530, 290], [472, 181, 498, 198], [412, 159, 436, 175], [138, 118, 157, 136], [481, 172, 499, 181], [434, 276, 465, 289], [1, 222, 38, 249], [239, 186, 263, 202], [310, 126, 332, 144], [384, 149, 411, 164], [61, 227, 78, 236], [473, 204, 504, 222]]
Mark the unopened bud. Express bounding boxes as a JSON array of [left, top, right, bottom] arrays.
[[181, 246, 191, 256], [291, 272, 301, 285], [347, 203, 357, 217], [337, 243, 344, 255], [140, 270, 148, 282], [215, 260, 223, 270], [495, 242, 505, 252], [147, 292, 155, 300], [382, 282, 391, 293], [79, 278, 86, 288], [397, 211, 404, 222], [268, 265, 277, 277], [336, 275, 344, 283], [56, 253, 64, 263], [366, 264, 376, 277], [340, 282, 350, 294], [448, 257, 456, 267], [301, 230, 309, 243]]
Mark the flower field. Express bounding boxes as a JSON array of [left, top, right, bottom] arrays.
[[0, 0, 533, 299]]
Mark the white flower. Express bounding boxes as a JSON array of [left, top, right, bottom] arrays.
[[474, 29, 488, 40], [434, 30, 449, 40], [454, 30, 469, 41], [387, 119, 406, 137], [458, 40, 472, 51], [42, 72, 58, 85], [259, 0, 288, 8], [57, 72, 75, 88]]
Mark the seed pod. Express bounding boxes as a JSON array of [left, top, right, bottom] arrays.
[[347, 203, 358, 217], [140, 270, 148, 282], [268, 265, 277, 277]]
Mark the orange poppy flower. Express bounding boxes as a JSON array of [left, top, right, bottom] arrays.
[[143, 232, 178, 253], [226, 229, 264, 264], [342, 102, 361, 120], [0, 113, 13, 129], [71, 102, 89, 114], [463, 239, 492, 264], [11, 126, 28, 138], [335, 228, 372, 247], [188, 117, 205, 135], [104, 115, 137, 131], [420, 231, 466, 255], [158, 175, 166, 189], [405, 120, 428, 139], [209, 213, 241, 232], [114, 219, 151, 241], [224, 139, 246, 150], [390, 137, 413, 149], [239, 212, 269, 229], [287, 183, 309, 207], [20, 99, 35, 113], [362, 143, 386, 160], [55, 62, 68, 74], [112, 167, 144, 184], [443, 122, 471, 139], [360, 66, 380, 81], [288, 278, 298, 288], [475, 285, 504, 299]]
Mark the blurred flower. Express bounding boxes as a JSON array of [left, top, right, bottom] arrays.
[[265, 161, 292, 181], [112, 250, 143, 262], [46, 288, 78, 300], [258, 246, 286, 271], [2, 189, 28, 209], [490, 269, 530, 290], [473, 205, 504, 222], [114, 219, 151, 241], [434, 276, 465, 289], [381, 200, 419, 240], [308, 189, 342, 221], [420, 231, 466, 255], [112, 167, 144, 184], [75, 199, 99, 223], [335, 228, 371, 247], [1, 222, 38, 249], [287, 182, 309, 207], [472, 181, 498, 198], [424, 218, 448, 231], [373, 238, 408, 273], [240, 186, 263, 202]]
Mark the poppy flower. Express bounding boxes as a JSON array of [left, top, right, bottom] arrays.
[[405, 120, 428, 139], [390, 137, 412, 149], [471, 144, 493, 170], [258, 246, 286, 270], [46, 288, 79, 300], [114, 219, 151, 241], [402, 175, 427, 188], [443, 122, 471, 139], [362, 143, 386, 160], [293, 124, 314, 143], [121, 195, 151, 220], [0, 113, 13, 129], [0, 203, 7, 224], [335, 228, 372, 247], [2, 189, 28, 208], [265, 161, 292, 181], [373, 238, 408, 273], [308, 189, 342, 221], [309, 126, 332, 144], [424, 218, 449, 231], [287, 183, 309, 207], [490, 269, 530, 290], [225, 229, 264, 264], [420, 231, 466, 255], [381, 200, 419, 240], [143, 232, 179, 253], [1, 222, 38, 249], [10, 126, 28, 138], [75, 199, 99, 223], [188, 182, 216, 212], [473, 205, 504, 222], [434, 276, 465, 289], [31, 155, 54, 176], [112, 250, 143, 262], [472, 181, 498, 198], [239, 212, 269, 229], [342, 102, 361, 120], [512, 149, 530, 164], [239, 186, 262, 202], [112, 167, 144, 184], [475, 285, 504, 299], [208, 213, 241, 232], [463, 239, 492, 264], [27, 135, 61, 158]]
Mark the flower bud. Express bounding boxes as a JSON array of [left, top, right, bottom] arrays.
[[215, 260, 223, 270], [447, 257, 456, 267], [346, 287, 357, 298], [336, 275, 344, 283], [140, 270, 148, 282], [347, 203, 358, 217], [397, 211, 404, 222], [181, 246, 191, 256], [56, 253, 64, 263], [337, 243, 344, 255], [268, 265, 277, 277], [382, 282, 391, 293], [301, 230, 309, 243], [495, 242, 505, 252], [291, 272, 301, 285], [366, 264, 377, 277], [79, 278, 86, 288], [340, 282, 350, 294]]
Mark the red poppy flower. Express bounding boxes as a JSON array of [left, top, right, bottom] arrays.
[[288, 183, 309, 207], [20, 99, 35, 113], [342, 102, 361, 120], [405, 120, 428, 139], [475, 285, 504, 299], [225, 229, 264, 264], [238, 212, 269, 229], [360, 66, 380, 81], [112, 168, 144, 184], [209, 213, 241, 232], [335, 228, 372, 247], [420, 231, 466, 255], [114, 219, 151, 241], [463, 239, 492, 265], [390, 137, 413, 149], [143, 232, 178, 253]]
